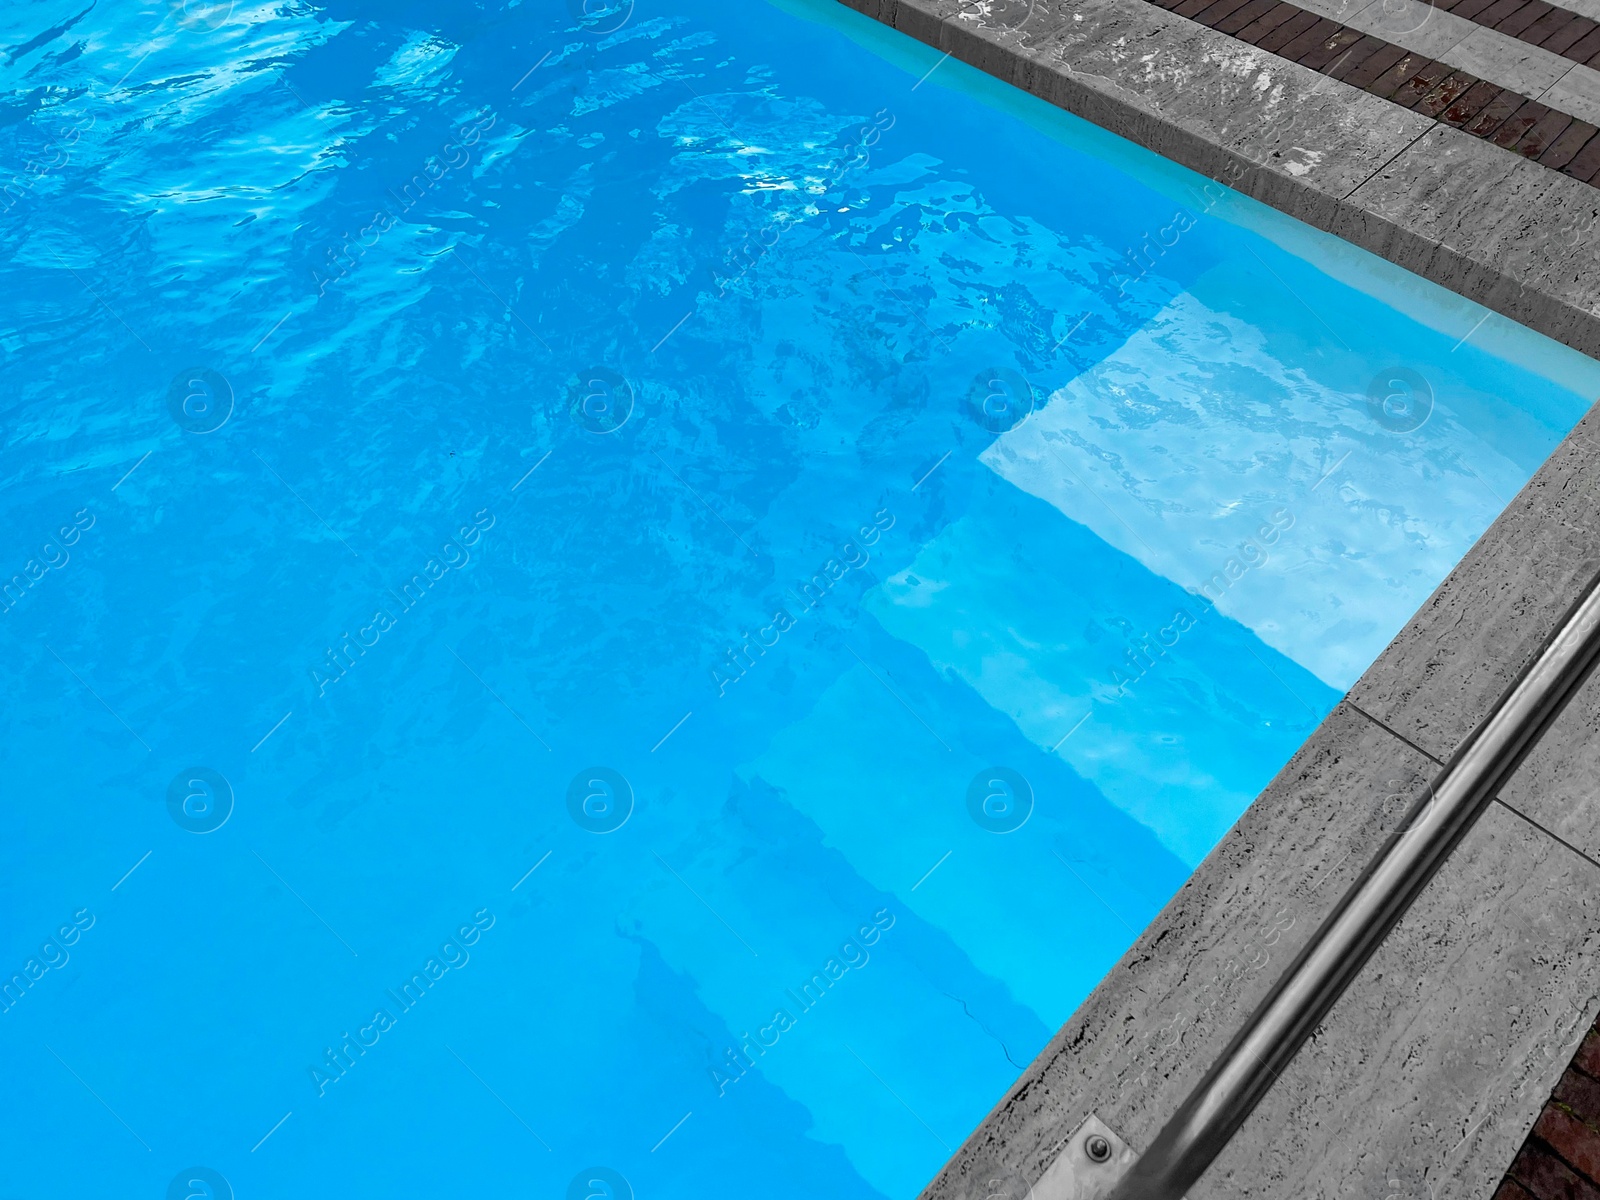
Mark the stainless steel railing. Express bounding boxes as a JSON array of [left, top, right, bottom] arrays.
[[1106, 570, 1600, 1200]]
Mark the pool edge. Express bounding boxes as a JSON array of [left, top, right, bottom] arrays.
[[834, 0, 1600, 362], [907, 383, 1600, 1198]]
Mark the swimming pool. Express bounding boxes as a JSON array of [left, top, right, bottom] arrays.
[[3, 0, 1598, 1196]]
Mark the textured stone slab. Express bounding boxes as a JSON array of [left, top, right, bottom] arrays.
[[1560, 0, 1600, 25], [1544, 62, 1600, 129], [1497, 659, 1600, 863], [1021, 0, 1431, 224], [1310, 0, 1396, 20], [1452, 24, 1582, 95], [1442, 0, 1600, 66], [1296, 0, 1480, 62], [1269, 0, 1600, 111], [1193, 801, 1600, 1200], [1384, 11, 1479, 63], [1346, 405, 1600, 764], [839, 0, 1600, 356], [1330, 123, 1526, 293], [1339, 125, 1600, 333], [954, 0, 1430, 210], [1492, 1009, 1600, 1196], [919, 703, 1437, 1198]]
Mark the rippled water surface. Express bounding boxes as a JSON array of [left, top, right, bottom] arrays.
[[3, 1, 1598, 1196]]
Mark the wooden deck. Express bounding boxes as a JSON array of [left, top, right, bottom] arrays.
[[1149, 0, 1600, 183]]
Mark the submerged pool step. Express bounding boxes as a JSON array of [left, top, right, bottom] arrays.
[[911, 404, 1600, 1198]]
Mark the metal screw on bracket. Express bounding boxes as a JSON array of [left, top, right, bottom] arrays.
[[1034, 1114, 1147, 1197]]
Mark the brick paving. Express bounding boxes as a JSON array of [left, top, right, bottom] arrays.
[[1142, 0, 1600, 185], [1494, 1013, 1600, 1200], [1439, 0, 1600, 67]]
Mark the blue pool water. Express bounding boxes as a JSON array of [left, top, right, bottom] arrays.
[[3, 1, 1599, 1196]]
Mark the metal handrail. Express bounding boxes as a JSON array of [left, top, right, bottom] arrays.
[[1106, 569, 1600, 1200]]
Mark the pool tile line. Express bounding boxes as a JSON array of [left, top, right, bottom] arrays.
[[1347, 697, 1447, 765], [1494, 794, 1600, 885], [1146, 0, 1600, 184]]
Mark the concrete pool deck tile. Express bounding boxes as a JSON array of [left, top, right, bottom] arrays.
[[1328, 124, 1524, 279], [1344, 406, 1600, 765], [1336, 126, 1600, 342], [1496, 667, 1600, 862], [1370, 5, 1482, 60], [917, 703, 1439, 1197], [1039, 1, 1432, 203], [1544, 63, 1600, 133], [986, 7, 1171, 114], [1188, 801, 1600, 1200], [933, 0, 1145, 92], [1166, 0, 1600, 138], [1559, 0, 1600, 24], [1438, 151, 1590, 283], [1305, 0, 1380, 19], [871, 0, 1435, 203], [1519, 203, 1600, 329], [1454, 25, 1580, 93]]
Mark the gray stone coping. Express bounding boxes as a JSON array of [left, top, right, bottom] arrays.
[[837, 0, 1600, 359], [913, 403, 1600, 1199], [1290, 0, 1600, 126]]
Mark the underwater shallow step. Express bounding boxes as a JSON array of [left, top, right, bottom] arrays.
[[0, 0, 1598, 1197]]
